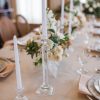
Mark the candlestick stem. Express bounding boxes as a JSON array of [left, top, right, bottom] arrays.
[[15, 88, 28, 100], [36, 39, 53, 95]]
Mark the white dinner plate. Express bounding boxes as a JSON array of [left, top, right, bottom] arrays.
[[87, 75, 100, 100], [94, 79, 100, 93], [94, 22, 100, 28], [17, 32, 34, 46]]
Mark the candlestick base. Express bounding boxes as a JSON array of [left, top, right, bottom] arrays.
[[15, 88, 28, 100], [36, 83, 53, 95], [15, 96, 28, 100]]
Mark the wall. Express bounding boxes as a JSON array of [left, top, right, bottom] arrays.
[[49, 0, 69, 11]]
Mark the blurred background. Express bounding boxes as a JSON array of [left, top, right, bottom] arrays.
[[0, 0, 100, 48]]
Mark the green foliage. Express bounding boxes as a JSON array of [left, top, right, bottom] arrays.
[[72, 27, 77, 33], [83, 0, 100, 17], [34, 58, 42, 66], [74, 0, 80, 6], [49, 34, 60, 44], [48, 29, 55, 33], [49, 34, 69, 45], [25, 33, 70, 66], [26, 40, 41, 58], [59, 34, 69, 45], [95, 7, 100, 18], [64, 6, 69, 12]]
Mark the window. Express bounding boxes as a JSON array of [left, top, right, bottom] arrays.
[[16, 0, 42, 24], [0, 0, 6, 8]]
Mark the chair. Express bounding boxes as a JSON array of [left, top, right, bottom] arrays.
[[16, 15, 30, 37], [0, 33, 3, 48], [0, 16, 17, 42]]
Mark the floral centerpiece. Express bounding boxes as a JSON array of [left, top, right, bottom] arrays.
[[65, 0, 80, 8], [64, 9, 86, 34], [83, 0, 100, 18], [25, 9, 71, 66]]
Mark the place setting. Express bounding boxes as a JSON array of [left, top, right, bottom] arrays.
[[86, 22, 100, 58], [93, 20, 100, 28], [0, 57, 15, 78], [79, 74, 100, 100]]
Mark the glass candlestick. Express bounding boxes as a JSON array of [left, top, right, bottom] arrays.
[[36, 39, 53, 95], [15, 88, 28, 100]]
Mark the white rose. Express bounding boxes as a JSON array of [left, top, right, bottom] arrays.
[[54, 54, 62, 61], [89, 7, 94, 12], [73, 17, 80, 27], [97, 3, 100, 7], [54, 46, 63, 55], [48, 52, 62, 61], [48, 52, 54, 60], [85, 4, 89, 8], [93, 4, 97, 8]]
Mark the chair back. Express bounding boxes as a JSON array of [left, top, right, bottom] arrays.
[[0, 16, 17, 42], [16, 15, 30, 37]]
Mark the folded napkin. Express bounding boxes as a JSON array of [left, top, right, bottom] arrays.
[[79, 74, 93, 96], [0, 57, 15, 78], [0, 62, 15, 77], [79, 74, 100, 100]]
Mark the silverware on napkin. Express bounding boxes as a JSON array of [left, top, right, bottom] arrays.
[[86, 95, 98, 100]]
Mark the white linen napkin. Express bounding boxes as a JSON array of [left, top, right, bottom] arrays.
[[79, 74, 93, 95]]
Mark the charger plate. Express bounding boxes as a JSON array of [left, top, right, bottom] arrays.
[[0, 58, 7, 72], [87, 75, 100, 100], [94, 79, 100, 93], [0, 57, 15, 78]]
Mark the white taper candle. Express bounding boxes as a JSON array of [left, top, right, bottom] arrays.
[[61, 0, 65, 27], [68, 0, 74, 36], [13, 35, 23, 90], [42, 0, 47, 39]]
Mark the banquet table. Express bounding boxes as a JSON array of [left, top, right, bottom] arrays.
[[0, 32, 100, 100]]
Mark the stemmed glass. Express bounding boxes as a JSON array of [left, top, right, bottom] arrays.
[[77, 48, 88, 74]]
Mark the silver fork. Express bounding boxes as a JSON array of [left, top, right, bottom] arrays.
[[86, 95, 93, 100]]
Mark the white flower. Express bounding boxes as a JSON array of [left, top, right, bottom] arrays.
[[48, 52, 54, 60], [47, 9, 54, 20], [85, 4, 89, 8], [72, 17, 80, 27], [53, 46, 63, 55], [54, 54, 62, 61], [47, 39, 54, 50], [48, 52, 62, 61], [57, 32, 65, 39], [89, 7, 93, 12], [77, 12, 86, 26], [47, 9, 57, 33], [97, 3, 100, 7], [93, 4, 97, 8], [64, 18, 69, 26]]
